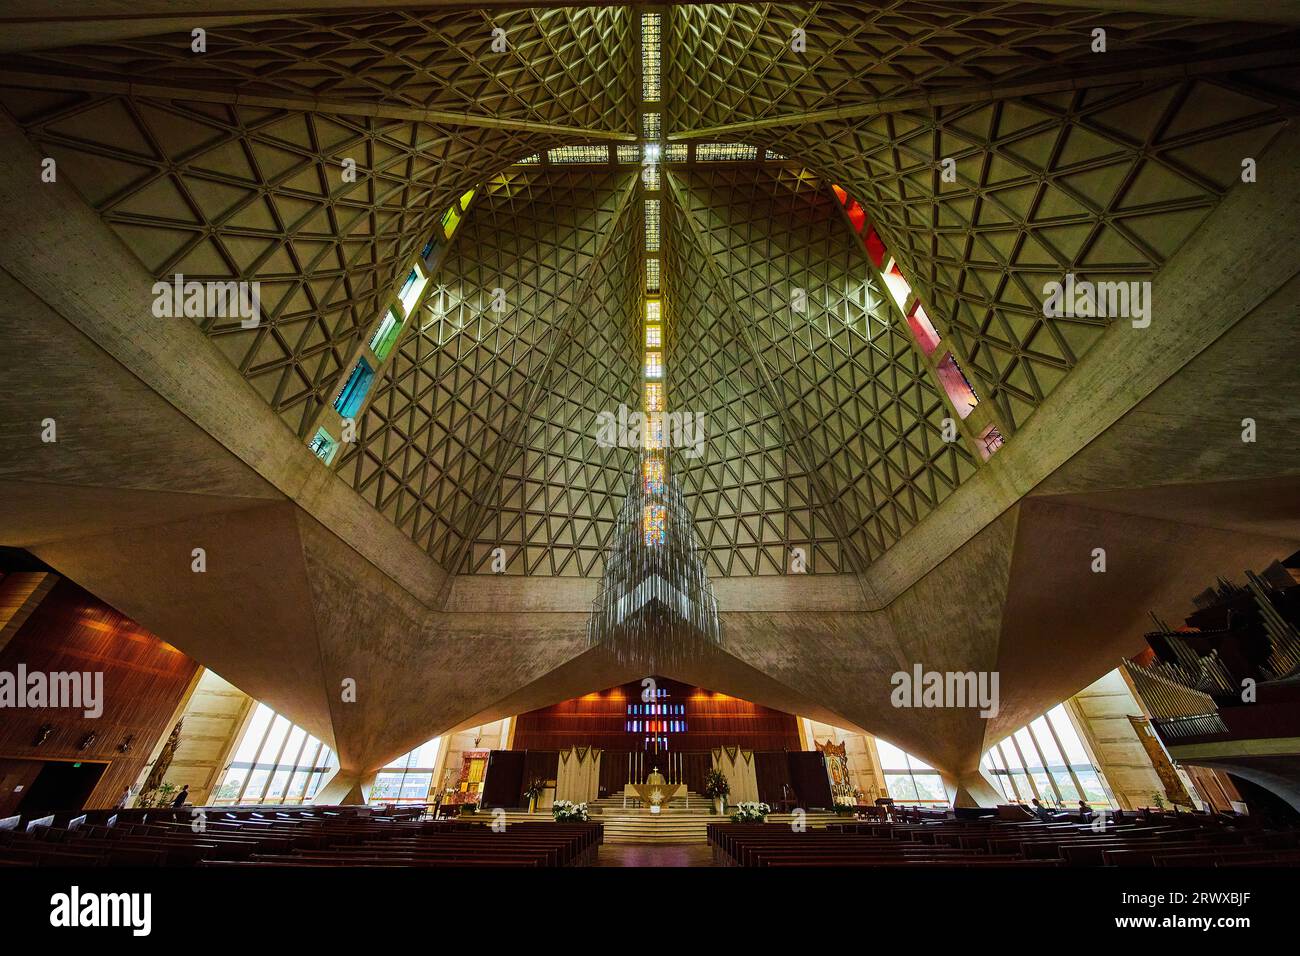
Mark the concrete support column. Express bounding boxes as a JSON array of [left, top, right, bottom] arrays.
[[312, 768, 378, 806], [947, 769, 1006, 809]]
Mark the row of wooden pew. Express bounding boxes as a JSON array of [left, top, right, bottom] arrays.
[[708, 816, 1300, 867], [0, 806, 603, 867]]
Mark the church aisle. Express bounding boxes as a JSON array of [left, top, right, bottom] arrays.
[[595, 844, 719, 867]]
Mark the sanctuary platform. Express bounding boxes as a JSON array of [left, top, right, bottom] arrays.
[[498, 793, 840, 844]]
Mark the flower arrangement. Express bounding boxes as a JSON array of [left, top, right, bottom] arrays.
[[523, 777, 547, 812], [702, 768, 730, 800], [729, 802, 771, 824], [552, 800, 589, 822]]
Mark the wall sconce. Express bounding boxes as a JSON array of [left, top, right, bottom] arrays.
[[78, 732, 97, 751], [117, 734, 135, 754], [33, 724, 54, 746]]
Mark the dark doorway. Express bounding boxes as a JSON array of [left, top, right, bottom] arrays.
[[0, 759, 44, 819], [16, 760, 107, 817]]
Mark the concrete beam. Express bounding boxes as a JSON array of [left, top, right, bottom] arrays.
[[0, 70, 637, 141], [669, 48, 1300, 141], [3, 1, 1297, 54], [0, 109, 451, 611]]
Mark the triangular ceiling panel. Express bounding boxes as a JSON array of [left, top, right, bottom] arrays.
[[337, 167, 638, 574], [667, 165, 977, 568]]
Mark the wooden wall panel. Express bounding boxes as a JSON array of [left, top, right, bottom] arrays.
[[510, 677, 801, 753], [0, 576, 199, 810]]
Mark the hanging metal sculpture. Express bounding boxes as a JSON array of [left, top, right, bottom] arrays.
[[587, 458, 721, 670]]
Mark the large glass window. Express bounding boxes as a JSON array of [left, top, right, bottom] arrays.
[[213, 704, 337, 805], [370, 737, 441, 805], [983, 704, 1113, 807], [876, 739, 948, 805]]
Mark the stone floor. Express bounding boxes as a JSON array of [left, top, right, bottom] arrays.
[[594, 843, 719, 867]]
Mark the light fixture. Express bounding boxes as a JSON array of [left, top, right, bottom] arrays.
[[587, 460, 721, 670]]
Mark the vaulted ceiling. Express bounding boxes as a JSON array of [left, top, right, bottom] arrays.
[[3, 1, 1299, 788], [5, 2, 1295, 580]]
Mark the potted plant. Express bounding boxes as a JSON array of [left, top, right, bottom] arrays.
[[137, 781, 178, 809], [552, 800, 589, 822], [523, 778, 546, 813], [702, 768, 730, 815], [729, 802, 771, 823]]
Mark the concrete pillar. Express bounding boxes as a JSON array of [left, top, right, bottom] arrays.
[[948, 769, 1005, 809], [312, 769, 378, 806]]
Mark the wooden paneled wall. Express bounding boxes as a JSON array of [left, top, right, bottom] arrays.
[[510, 677, 801, 753], [0, 575, 199, 810]]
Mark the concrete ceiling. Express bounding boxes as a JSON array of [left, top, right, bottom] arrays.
[[2, 3, 1299, 791]]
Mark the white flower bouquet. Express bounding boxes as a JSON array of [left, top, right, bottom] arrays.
[[551, 800, 590, 822], [729, 801, 771, 823]]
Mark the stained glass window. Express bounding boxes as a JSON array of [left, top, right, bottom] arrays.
[[644, 382, 664, 411], [308, 427, 338, 465], [642, 456, 665, 496], [644, 351, 663, 379], [646, 325, 661, 348], [978, 424, 1005, 461], [369, 307, 403, 360], [398, 266, 428, 316], [333, 357, 374, 418], [441, 204, 462, 239], [906, 301, 941, 355], [882, 258, 912, 310], [643, 412, 665, 449], [936, 352, 980, 418], [642, 504, 666, 546]]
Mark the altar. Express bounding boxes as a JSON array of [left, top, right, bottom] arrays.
[[624, 781, 686, 812]]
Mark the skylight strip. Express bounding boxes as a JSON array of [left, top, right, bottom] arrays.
[[644, 199, 660, 252], [546, 144, 611, 164], [696, 143, 758, 161], [641, 13, 662, 102]]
